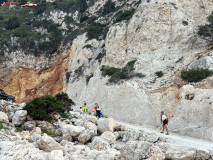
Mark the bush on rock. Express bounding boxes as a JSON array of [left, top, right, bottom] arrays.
[[23, 93, 74, 122]]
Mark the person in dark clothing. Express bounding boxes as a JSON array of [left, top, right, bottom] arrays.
[[95, 103, 101, 119]]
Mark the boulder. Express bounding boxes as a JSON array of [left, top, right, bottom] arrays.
[[165, 146, 196, 160], [24, 121, 36, 130], [122, 129, 141, 142], [139, 132, 160, 143], [0, 111, 9, 123], [114, 132, 120, 140], [89, 137, 110, 151], [114, 141, 126, 150], [12, 110, 27, 126], [68, 145, 90, 155], [38, 133, 64, 152], [62, 134, 73, 141], [118, 141, 165, 160], [54, 128, 62, 136], [36, 121, 54, 133], [100, 131, 116, 144], [0, 140, 47, 160], [90, 116, 98, 123], [61, 124, 85, 137], [95, 154, 116, 160], [115, 123, 129, 131], [19, 131, 30, 140], [48, 150, 64, 160], [30, 127, 42, 144], [51, 112, 61, 120], [73, 119, 84, 126], [31, 127, 42, 135], [78, 122, 97, 144], [97, 118, 116, 133], [195, 149, 211, 159]]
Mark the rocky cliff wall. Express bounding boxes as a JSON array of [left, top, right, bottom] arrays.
[[63, 0, 213, 141], [1, 0, 213, 141]]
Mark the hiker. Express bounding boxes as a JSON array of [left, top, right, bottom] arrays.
[[82, 103, 88, 116], [80, 107, 83, 116], [161, 111, 169, 135], [95, 103, 101, 119]]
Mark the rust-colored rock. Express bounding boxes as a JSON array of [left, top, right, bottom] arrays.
[[0, 51, 71, 103]]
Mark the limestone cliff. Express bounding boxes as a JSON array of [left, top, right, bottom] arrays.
[[1, 0, 213, 141], [63, 0, 213, 141]]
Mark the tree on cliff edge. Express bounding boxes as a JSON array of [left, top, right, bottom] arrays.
[[198, 12, 213, 42]]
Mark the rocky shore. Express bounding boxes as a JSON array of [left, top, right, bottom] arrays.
[[0, 100, 212, 160]]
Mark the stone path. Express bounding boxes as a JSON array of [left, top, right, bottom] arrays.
[[70, 111, 213, 151]]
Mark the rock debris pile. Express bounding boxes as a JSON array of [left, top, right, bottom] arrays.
[[0, 100, 212, 160]]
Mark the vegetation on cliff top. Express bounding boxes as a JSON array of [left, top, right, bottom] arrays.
[[0, 0, 136, 57]]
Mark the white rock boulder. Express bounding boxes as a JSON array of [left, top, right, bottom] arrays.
[[24, 121, 36, 130], [165, 146, 196, 160], [12, 110, 27, 126], [89, 137, 110, 151], [61, 124, 85, 137], [19, 131, 30, 140], [38, 133, 64, 152], [0, 111, 9, 123], [97, 118, 116, 133], [78, 122, 97, 143], [100, 131, 116, 144], [48, 150, 64, 160]]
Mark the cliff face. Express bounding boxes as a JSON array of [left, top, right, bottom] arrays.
[[0, 50, 71, 102], [63, 0, 213, 141], [1, 0, 213, 141]]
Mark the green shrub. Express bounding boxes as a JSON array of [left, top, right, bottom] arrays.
[[35, 2, 47, 15], [114, 9, 135, 23], [102, 0, 116, 16], [11, 26, 38, 37], [16, 125, 24, 132], [23, 95, 64, 121], [135, 73, 145, 78], [155, 71, 164, 78], [181, 68, 213, 82], [86, 22, 109, 40], [55, 92, 75, 111], [60, 112, 69, 119], [64, 15, 74, 25], [95, 51, 106, 63], [101, 66, 121, 76], [75, 66, 84, 77], [198, 12, 213, 41], [80, 15, 89, 23], [0, 123, 3, 130], [55, 0, 87, 13], [101, 60, 145, 83], [5, 17, 20, 30]]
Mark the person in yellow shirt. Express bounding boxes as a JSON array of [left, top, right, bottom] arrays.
[[83, 102, 90, 117], [80, 107, 83, 116]]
